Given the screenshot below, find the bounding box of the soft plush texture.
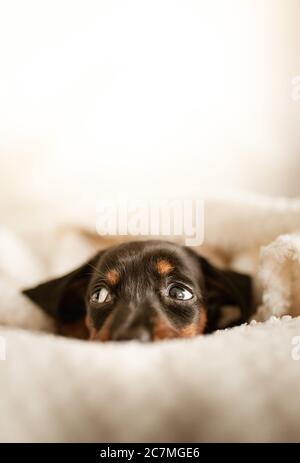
[1,193,300,442]
[1,316,300,443]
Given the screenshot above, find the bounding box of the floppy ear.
[199,256,253,332]
[22,253,101,325]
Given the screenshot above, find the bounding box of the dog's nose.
[113,326,151,342]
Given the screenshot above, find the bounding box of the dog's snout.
[113,326,151,342]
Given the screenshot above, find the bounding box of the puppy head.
[23,240,252,342]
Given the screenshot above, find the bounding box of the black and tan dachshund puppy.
[23,240,253,342]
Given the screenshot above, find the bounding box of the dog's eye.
[168,285,193,301]
[90,288,112,304]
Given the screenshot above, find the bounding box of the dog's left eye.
[90,288,112,304]
[167,285,193,301]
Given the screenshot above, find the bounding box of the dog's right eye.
[167,284,193,301]
[90,288,112,304]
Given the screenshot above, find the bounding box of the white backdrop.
[1,0,300,217]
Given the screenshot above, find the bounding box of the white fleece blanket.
[1,194,300,442]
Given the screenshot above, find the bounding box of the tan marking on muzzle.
[153,304,207,340]
[198,306,207,334]
[86,313,114,342]
[153,317,178,340]
[86,315,97,340]
[178,323,198,337]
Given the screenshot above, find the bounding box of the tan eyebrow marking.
[105,269,119,285]
[155,259,174,276]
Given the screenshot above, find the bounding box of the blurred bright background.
[1,0,300,223]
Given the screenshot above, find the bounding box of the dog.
[23,240,253,342]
